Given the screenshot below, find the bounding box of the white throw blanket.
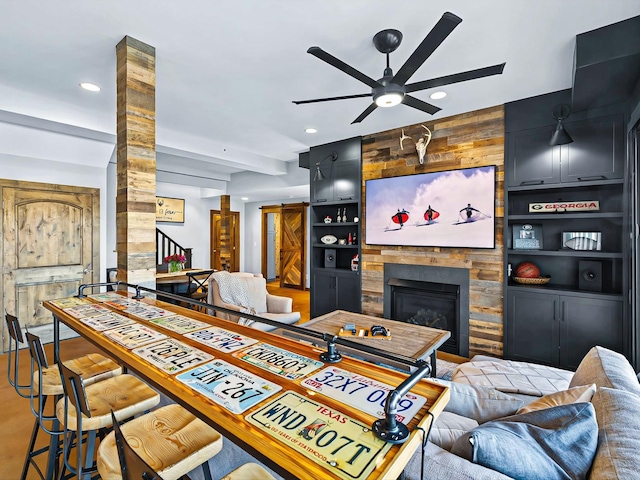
[211,271,255,325]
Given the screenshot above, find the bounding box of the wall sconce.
[549,104,573,146]
[313,152,338,181]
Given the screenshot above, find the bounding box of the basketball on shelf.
[515,261,541,278]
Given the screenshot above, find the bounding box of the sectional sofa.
[404,346,640,479]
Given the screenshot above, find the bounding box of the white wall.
[0,153,108,280]
[244,197,311,287]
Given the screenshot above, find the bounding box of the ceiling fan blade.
[351,102,378,124]
[292,92,371,105]
[402,95,441,115]
[392,12,462,86]
[307,47,381,89]
[405,63,506,93]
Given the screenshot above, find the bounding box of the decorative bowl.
[320,234,337,245]
[513,275,551,285]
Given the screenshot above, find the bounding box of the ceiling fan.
[293,12,505,124]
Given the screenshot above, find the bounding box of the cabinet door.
[336,275,361,313]
[310,163,334,203]
[333,160,360,201]
[506,290,559,365]
[507,126,560,187]
[560,296,623,369]
[560,114,625,182]
[311,271,337,317]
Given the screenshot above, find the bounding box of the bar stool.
[56,359,160,479]
[97,405,222,480]
[5,313,31,399]
[222,463,277,480]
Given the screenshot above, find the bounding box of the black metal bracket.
[372,359,432,444]
[319,334,342,363]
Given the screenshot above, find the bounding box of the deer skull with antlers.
[400,125,432,164]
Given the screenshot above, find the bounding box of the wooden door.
[261,205,282,280]
[210,210,240,271]
[280,203,307,289]
[1,181,99,352]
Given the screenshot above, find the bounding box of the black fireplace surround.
[384,263,470,358]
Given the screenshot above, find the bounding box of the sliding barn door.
[280,203,307,290]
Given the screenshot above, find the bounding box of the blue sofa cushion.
[451,402,598,480]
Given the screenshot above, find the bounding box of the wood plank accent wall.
[361,105,505,358]
[115,36,157,286]
[220,195,232,270]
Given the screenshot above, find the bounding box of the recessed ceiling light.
[305,128,318,134]
[241,197,249,201]
[430,91,447,100]
[80,82,101,92]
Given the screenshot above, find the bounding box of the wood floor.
[0,283,465,479]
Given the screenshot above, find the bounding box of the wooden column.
[115,36,156,287]
[220,195,232,271]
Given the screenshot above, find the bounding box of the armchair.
[209,271,300,331]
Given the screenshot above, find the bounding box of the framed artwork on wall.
[156,196,185,223]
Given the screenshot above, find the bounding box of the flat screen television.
[365,165,495,248]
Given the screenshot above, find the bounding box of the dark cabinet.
[507,113,624,187]
[309,136,362,318]
[311,270,361,317]
[506,290,623,369]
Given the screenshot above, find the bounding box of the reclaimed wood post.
[116,36,156,288]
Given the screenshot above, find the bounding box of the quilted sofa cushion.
[589,387,640,479]
[569,346,640,396]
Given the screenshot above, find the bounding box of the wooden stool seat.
[222,462,277,480]
[56,374,159,431]
[97,404,223,480]
[34,353,122,396]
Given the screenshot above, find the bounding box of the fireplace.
[384,264,469,357]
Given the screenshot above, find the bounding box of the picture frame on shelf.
[512,224,543,250]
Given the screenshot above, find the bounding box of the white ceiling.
[1,0,639,201]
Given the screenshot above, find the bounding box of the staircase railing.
[156,228,192,268]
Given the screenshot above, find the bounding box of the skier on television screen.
[424,205,438,222]
[460,203,480,220]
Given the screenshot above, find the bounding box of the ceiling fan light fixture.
[374,92,404,108]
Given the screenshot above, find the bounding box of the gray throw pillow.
[434,379,523,424]
[451,402,598,480]
[570,346,640,396]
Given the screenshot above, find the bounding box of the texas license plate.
[247,391,392,480]
[148,314,210,334]
[184,327,258,353]
[103,323,167,349]
[177,360,281,414]
[79,312,135,331]
[233,343,324,380]
[132,338,213,373]
[301,367,427,423]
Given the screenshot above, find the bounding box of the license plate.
[302,367,427,423]
[132,338,213,373]
[87,292,125,302]
[177,360,281,414]
[103,323,168,349]
[79,312,135,331]
[124,304,176,321]
[104,298,141,310]
[50,297,91,308]
[184,327,258,353]
[233,343,324,380]
[247,391,392,480]
[63,304,112,318]
[148,314,210,334]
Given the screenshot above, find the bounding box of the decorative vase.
[169,261,183,273]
